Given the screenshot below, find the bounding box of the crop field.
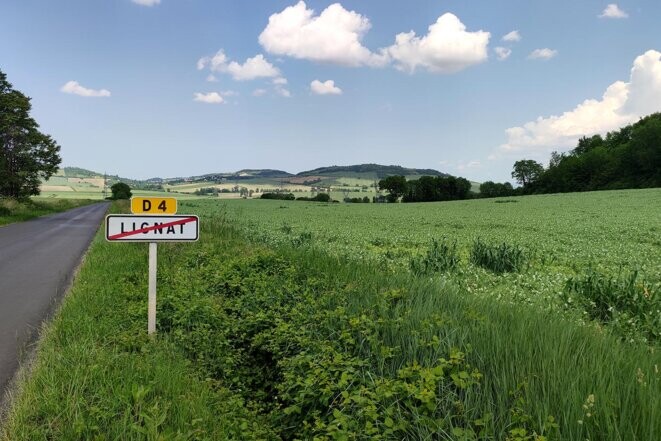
[3,190,660,440]
[188,188,661,342]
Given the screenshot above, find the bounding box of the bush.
[410,238,459,275]
[261,192,295,200]
[470,239,527,273]
[110,182,132,200]
[344,197,371,203]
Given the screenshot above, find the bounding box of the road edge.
[0,202,110,427]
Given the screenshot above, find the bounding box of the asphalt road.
[0,202,109,396]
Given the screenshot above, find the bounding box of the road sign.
[106,215,199,242]
[131,197,177,215]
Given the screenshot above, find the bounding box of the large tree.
[378,175,408,202]
[0,70,61,200]
[511,159,544,187]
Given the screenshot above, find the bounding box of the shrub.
[470,239,527,273]
[410,238,459,275]
[110,182,132,200]
[261,192,295,200]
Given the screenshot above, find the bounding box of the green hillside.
[296,163,449,179]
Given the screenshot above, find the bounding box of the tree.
[480,181,514,198]
[0,70,61,200]
[511,160,544,187]
[110,182,132,200]
[378,175,407,202]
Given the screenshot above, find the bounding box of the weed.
[470,238,528,273]
[564,269,660,343]
[410,238,459,275]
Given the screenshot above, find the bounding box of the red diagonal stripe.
[108,217,197,240]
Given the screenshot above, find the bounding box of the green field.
[189,188,661,342]
[3,190,660,440]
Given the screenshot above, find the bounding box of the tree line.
[513,113,661,194]
[378,175,473,202]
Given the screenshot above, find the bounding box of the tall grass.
[564,269,660,344]
[0,198,95,226]
[409,238,459,275]
[470,238,528,273]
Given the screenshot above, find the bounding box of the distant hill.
[62,167,101,178]
[56,163,470,188]
[296,164,448,179]
[236,169,292,178]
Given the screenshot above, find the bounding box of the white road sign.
[106,215,199,242]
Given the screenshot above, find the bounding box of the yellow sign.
[131,197,177,215]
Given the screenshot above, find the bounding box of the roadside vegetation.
[0,198,95,226]
[3,191,660,440]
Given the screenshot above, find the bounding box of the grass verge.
[2,204,659,440]
[0,198,96,226]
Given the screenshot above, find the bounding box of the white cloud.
[197,50,280,81]
[273,77,288,85]
[528,48,557,60]
[599,4,628,19]
[385,13,490,74]
[258,1,387,67]
[132,0,160,6]
[502,30,521,42]
[206,74,218,82]
[275,86,291,98]
[60,81,111,97]
[457,160,481,171]
[193,92,224,104]
[501,50,661,154]
[252,89,267,97]
[310,79,343,95]
[495,47,512,61]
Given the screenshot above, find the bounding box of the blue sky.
[1,1,660,181]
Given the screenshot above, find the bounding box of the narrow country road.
[0,202,109,397]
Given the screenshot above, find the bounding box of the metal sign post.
[148,242,157,335]
[106,198,199,335]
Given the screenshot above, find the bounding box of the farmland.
[192,188,661,343]
[3,190,660,440]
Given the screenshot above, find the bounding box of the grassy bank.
[0,198,95,226]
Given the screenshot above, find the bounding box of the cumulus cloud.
[501,50,661,154]
[502,30,521,42]
[495,47,512,61]
[310,79,343,95]
[60,81,111,97]
[273,77,288,85]
[599,4,628,19]
[252,89,267,97]
[528,48,557,60]
[206,74,218,82]
[197,50,280,81]
[259,1,387,67]
[132,0,160,6]
[193,92,224,104]
[385,13,490,74]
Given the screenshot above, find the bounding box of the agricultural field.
[190,188,661,343]
[3,191,659,440]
